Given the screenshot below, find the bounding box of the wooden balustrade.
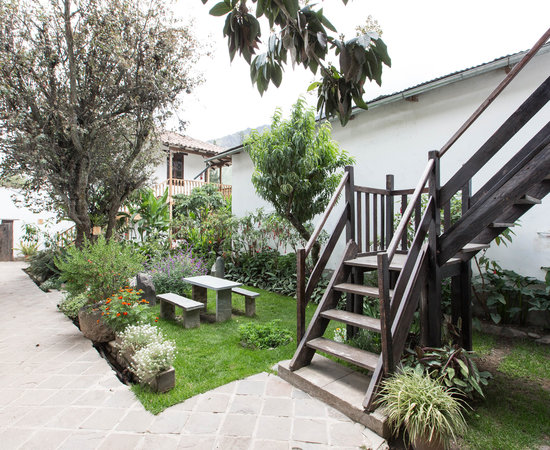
[153,179,232,199]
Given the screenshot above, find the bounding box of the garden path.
[0,262,388,450]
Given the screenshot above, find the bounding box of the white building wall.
[151,151,211,184]
[231,51,550,279]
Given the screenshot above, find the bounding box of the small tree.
[245,98,354,262]
[0,0,202,245]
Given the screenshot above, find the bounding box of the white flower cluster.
[117,324,165,354]
[131,339,176,382]
[333,327,347,343]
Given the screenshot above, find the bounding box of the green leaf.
[490,312,501,324]
[209,2,232,16]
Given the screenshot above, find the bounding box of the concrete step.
[278,355,390,440]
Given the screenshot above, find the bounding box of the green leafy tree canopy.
[202,0,391,126]
[245,97,354,261]
[0,0,203,245]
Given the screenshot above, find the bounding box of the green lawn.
[132,286,324,414]
[460,333,550,449]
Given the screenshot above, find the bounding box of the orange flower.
[117,313,121,317]
[118,296,123,299]
[123,312,128,316]
[106,299,111,304]
[96,319,100,324]
[155,319,158,322]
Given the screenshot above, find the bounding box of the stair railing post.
[344,166,359,337]
[296,248,306,345]
[427,151,442,347]
[385,175,395,249]
[377,252,394,374]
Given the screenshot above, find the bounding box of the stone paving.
[0,262,388,450]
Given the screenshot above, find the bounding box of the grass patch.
[472,330,496,357]
[499,340,550,381]
[132,286,318,414]
[461,371,550,449]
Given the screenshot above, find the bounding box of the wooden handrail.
[386,159,434,261]
[439,28,550,157]
[304,171,349,255]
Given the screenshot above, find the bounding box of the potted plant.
[376,367,467,450]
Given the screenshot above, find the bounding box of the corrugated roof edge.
[205,42,550,163]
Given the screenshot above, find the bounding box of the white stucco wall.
[230,51,550,279]
[152,151,219,184]
[0,188,72,258]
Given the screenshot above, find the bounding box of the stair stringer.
[363,244,429,411]
[290,240,358,371]
[439,143,550,265]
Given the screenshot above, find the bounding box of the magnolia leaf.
[209,2,232,16]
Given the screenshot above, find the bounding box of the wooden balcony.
[153,179,232,199]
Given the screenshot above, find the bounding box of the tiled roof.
[160,131,226,156]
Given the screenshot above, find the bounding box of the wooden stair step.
[490,222,516,228]
[321,309,381,333]
[306,337,379,372]
[333,283,393,299]
[345,253,407,271]
[515,195,541,205]
[459,243,490,253]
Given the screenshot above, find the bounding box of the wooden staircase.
[280,31,550,424]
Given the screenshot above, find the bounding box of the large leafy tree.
[0,0,202,245]
[246,98,354,262]
[202,0,391,126]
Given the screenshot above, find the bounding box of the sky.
[174,0,550,143]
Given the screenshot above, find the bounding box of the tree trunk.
[286,213,320,265]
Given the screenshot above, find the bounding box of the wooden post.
[460,261,473,350]
[427,151,442,347]
[378,252,394,374]
[296,248,306,345]
[344,166,358,337]
[385,174,394,248]
[168,149,173,247]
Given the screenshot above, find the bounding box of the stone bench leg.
[216,288,232,322]
[193,285,207,309]
[160,300,175,321]
[245,296,256,317]
[183,309,201,329]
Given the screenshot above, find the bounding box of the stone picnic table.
[183,275,242,322]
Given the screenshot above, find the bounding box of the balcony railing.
[153,179,232,198]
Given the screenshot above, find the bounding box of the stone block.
[160,300,176,321]
[136,272,156,306]
[78,305,115,343]
[147,366,175,393]
[183,308,201,328]
[245,296,256,316]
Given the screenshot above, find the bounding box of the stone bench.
[157,293,204,329]
[231,287,259,317]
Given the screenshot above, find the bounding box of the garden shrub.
[58,292,88,320]
[172,183,227,220]
[131,339,176,382]
[28,247,65,284]
[403,345,492,400]
[117,323,166,354]
[148,246,208,296]
[99,288,152,332]
[239,320,293,349]
[56,236,145,303]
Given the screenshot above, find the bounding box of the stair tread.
[321,309,381,333]
[307,337,379,372]
[460,243,490,252]
[345,253,408,270]
[516,195,541,204]
[333,283,392,298]
[490,222,516,228]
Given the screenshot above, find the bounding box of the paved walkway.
[0,262,387,450]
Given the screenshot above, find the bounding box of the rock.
[78,305,115,343]
[136,273,156,306]
[527,332,542,339]
[535,335,550,345]
[211,256,225,279]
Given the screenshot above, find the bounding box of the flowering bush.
[116,323,165,354]
[148,245,207,296]
[56,236,145,303]
[99,288,151,331]
[131,339,176,382]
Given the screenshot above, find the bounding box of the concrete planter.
[145,366,175,393]
[78,305,115,343]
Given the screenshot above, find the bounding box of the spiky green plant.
[377,367,467,449]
